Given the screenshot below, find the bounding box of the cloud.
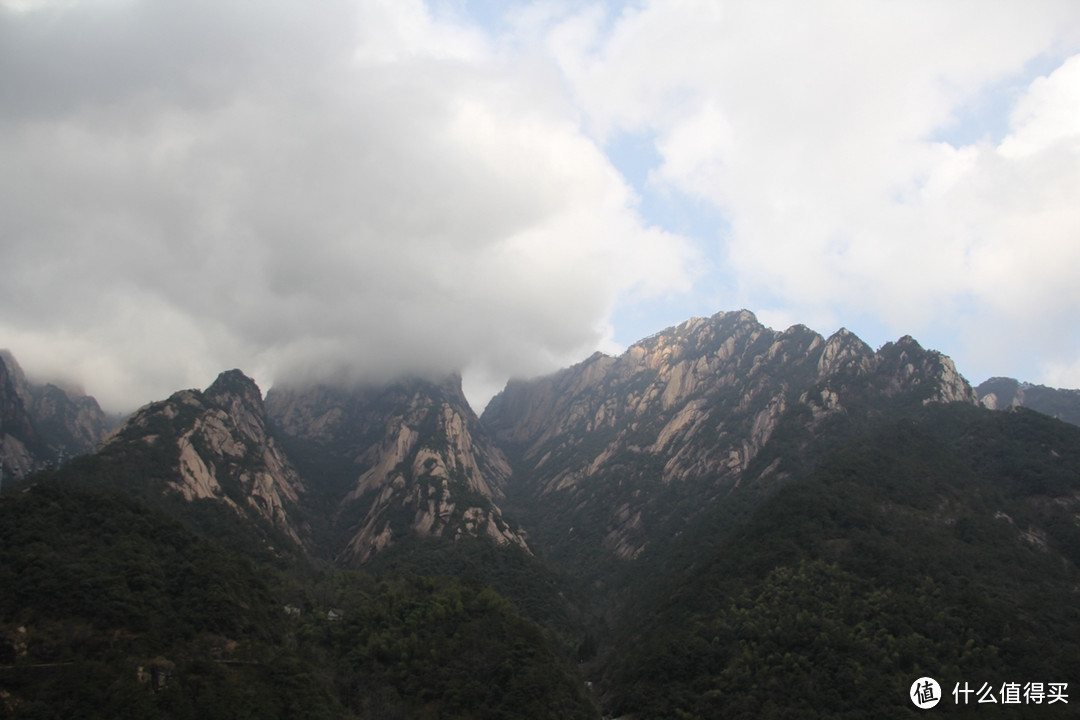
[550,0,1080,385]
[0,0,696,410]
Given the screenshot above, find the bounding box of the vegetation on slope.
[601,409,1080,718]
[0,483,599,719]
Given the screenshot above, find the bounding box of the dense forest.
[600,408,1080,718]
[0,484,597,719]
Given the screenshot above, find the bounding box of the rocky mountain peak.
[206,369,264,409]
[977,377,1022,410]
[266,374,527,564]
[873,336,975,404]
[817,328,874,378]
[0,350,33,406]
[977,377,1080,426]
[102,372,308,550]
[1,350,111,479]
[484,310,978,570]
[1,351,39,479]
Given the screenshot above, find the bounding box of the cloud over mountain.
[2,0,1079,411]
[0,0,694,410]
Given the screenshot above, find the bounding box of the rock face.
[977,377,1080,427]
[102,370,308,547]
[483,310,977,570]
[6,309,988,573]
[266,375,528,564]
[0,350,112,481]
[0,350,40,480]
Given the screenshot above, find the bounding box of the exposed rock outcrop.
[483,310,977,569]
[0,350,112,481]
[102,370,308,548]
[266,374,527,564]
[977,377,1080,427]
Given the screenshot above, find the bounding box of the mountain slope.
[0,481,599,720]
[0,481,340,719]
[6,307,1080,717]
[0,350,40,480]
[0,350,111,480]
[602,405,1080,718]
[483,310,976,574]
[978,376,1080,427]
[266,374,528,564]
[58,369,309,556]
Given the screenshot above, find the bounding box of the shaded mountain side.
[598,405,1080,719]
[0,350,112,480]
[0,351,39,479]
[357,535,594,656]
[266,375,528,565]
[978,376,1080,427]
[264,375,597,649]
[0,482,600,720]
[483,310,976,579]
[0,481,334,718]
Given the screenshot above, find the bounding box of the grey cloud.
[0,0,694,410]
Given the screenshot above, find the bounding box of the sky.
[1,0,1079,413]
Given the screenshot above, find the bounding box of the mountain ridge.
[977,376,1080,427]
[0,349,112,481]
[265,374,529,564]
[6,309,1080,718]
[483,309,976,572]
[87,369,310,554]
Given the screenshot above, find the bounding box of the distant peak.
[824,327,871,350]
[895,335,923,350]
[205,369,263,407]
[732,308,758,324]
[0,349,28,383]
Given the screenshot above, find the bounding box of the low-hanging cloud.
[0,0,696,410]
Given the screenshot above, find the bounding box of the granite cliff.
[977,376,1080,427]
[0,350,111,480]
[99,369,309,549]
[483,310,977,570]
[266,374,527,563]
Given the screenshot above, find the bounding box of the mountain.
[265,374,528,564]
[0,482,598,720]
[9,308,1080,717]
[978,376,1080,427]
[68,369,310,555]
[0,350,39,479]
[483,309,976,575]
[600,405,1080,718]
[0,349,112,480]
[3,373,598,718]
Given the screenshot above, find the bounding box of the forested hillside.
[0,484,598,719]
[599,406,1080,718]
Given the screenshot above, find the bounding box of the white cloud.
[0,0,697,410]
[550,0,1080,385]
[1000,54,1080,158]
